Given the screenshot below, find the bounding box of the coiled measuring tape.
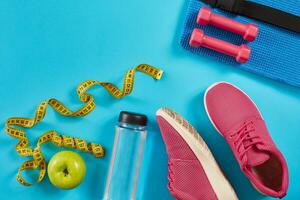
[5,64,163,186]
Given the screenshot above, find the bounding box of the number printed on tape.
[5,64,163,186]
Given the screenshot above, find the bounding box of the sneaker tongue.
[246,146,270,167]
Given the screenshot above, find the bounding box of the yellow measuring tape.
[5,64,163,186]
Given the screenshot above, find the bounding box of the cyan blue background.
[0,0,299,200]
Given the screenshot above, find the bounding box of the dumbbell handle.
[209,14,245,36]
[197,7,258,42]
[189,29,251,63]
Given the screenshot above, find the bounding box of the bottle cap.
[118,111,147,126]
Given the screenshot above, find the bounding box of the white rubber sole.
[203,81,266,196]
[157,107,238,200]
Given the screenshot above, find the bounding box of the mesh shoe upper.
[205,82,289,198]
[157,116,218,200]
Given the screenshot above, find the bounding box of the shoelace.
[229,121,263,162]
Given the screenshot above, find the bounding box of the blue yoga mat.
[181,0,300,87]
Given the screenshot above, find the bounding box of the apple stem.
[63,168,68,176]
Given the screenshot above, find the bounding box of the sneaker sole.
[157,107,238,200]
[204,81,266,196]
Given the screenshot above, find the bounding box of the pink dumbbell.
[197,7,259,42]
[189,29,251,63]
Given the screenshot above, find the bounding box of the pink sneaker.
[204,82,289,198]
[156,107,238,200]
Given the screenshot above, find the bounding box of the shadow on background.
[170,0,190,57]
[83,116,116,200]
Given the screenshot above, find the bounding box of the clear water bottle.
[104,111,147,200]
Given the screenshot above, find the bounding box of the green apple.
[47,151,86,189]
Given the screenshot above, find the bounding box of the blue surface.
[181,0,300,87]
[0,0,299,199]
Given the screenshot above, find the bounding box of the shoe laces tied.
[229,121,263,162]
